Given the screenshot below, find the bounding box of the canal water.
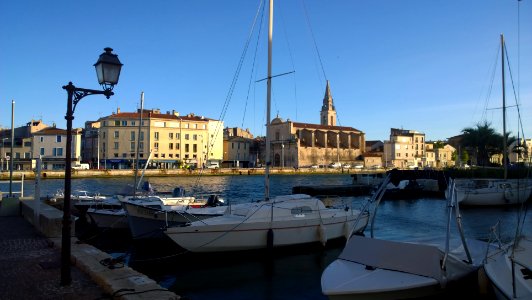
[12,174,532,299]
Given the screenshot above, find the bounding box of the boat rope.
[192,0,264,188]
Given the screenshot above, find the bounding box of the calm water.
[7,174,531,299]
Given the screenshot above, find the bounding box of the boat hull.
[86,209,128,229]
[483,235,532,300]
[165,207,369,252]
[455,179,532,206]
[123,201,225,239]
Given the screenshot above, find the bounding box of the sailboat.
[321,177,497,299]
[481,34,532,300]
[455,34,532,206]
[163,0,370,253]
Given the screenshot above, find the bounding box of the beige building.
[0,120,60,171]
[94,108,223,169]
[435,144,456,168]
[223,127,254,168]
[32,127,82,170]
[508,138,532,164]
[384,128,426,169]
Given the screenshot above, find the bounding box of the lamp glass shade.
[94,47,123,88]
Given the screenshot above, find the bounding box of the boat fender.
[267,228,274,249]
[343,222,351,240]
[318,224,327,246]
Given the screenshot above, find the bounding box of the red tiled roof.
[292,122,362,133]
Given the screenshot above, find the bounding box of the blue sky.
[1,0,531,142]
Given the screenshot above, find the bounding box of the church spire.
[320,80,337,126]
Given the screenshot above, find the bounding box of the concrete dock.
[0,196,180,300]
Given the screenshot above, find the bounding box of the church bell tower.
[320,80,337,126]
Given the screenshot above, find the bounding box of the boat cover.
[339,235,444,282]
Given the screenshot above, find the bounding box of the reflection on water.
[25,175,531,299]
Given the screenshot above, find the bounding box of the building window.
[193,134,197,141]
[193,144,197,152]
[140,131,144,141]
[122,153,127,158]
[24,152,31,158]
[114,142,119,149]
[185,134,189,140]
[103,132,106,138]
[169,143,174,150]
[114,153,118,158]
[232,142,234,149]
[40,148,44,155]
[169,154,173,158]
[185,144,189,152]
[122,121,127,126]
[56,136,62,143]
[114,120,120,126]
[154,142,159,150]
[40,137,44,142]
[130,142,135,151]
[53,148,63,156]
[131,131,135,141]
[114,131,119,138]
[176,143,180,150]
[131,121,136,126]
[176,133,180,139]
[169,133,173,139]
[139,142,144,150]
[154,132,159,140]
[161,154,165,158]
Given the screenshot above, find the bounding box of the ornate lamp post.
[61,48,122,286]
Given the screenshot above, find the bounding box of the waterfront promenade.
[0,198,179,300]
[0,167,365,180]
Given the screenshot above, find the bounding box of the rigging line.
[480,44,500,123]
[193,0,264,188]
[503,43,526,141]
[278,3,299,121]
[241,0,266,128]
[300,0,327,81]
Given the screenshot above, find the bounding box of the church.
[268,81,365,167]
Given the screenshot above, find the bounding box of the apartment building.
[0,120,62,171]
[223,127,254,168]
[94,108,223,169]
[32,127,82,170]
[384,128,426,169]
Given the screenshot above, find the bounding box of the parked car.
[342,164,351,169]
[310,164,319,169]
[328,162,342,168]
[353,164,364,170]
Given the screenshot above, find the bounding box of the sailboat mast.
[134,92,144,196]
[265,0,273,201]
[501,34,507,179]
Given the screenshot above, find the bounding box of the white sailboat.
[456,35,532,206]
[321,178,496,299]
[163,0,370,253]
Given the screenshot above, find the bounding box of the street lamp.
[61,47,122,286]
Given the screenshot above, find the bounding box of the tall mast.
[265,0,273,201]
[501,34,507,180]
[134,92,144,196]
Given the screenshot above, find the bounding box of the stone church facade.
[268,81,365,167]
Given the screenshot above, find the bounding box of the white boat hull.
[455,179,532,206]
[484,235,532,300]
[321,235,493,300]
[164,196,369,252]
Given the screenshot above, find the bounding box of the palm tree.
[460,121,513,167]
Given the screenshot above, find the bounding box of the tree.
[460,121,511,166]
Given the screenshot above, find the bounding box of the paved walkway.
[0,215,107,300]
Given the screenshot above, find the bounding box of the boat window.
[291,206,312,215]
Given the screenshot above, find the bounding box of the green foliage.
[460,121,514,167]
